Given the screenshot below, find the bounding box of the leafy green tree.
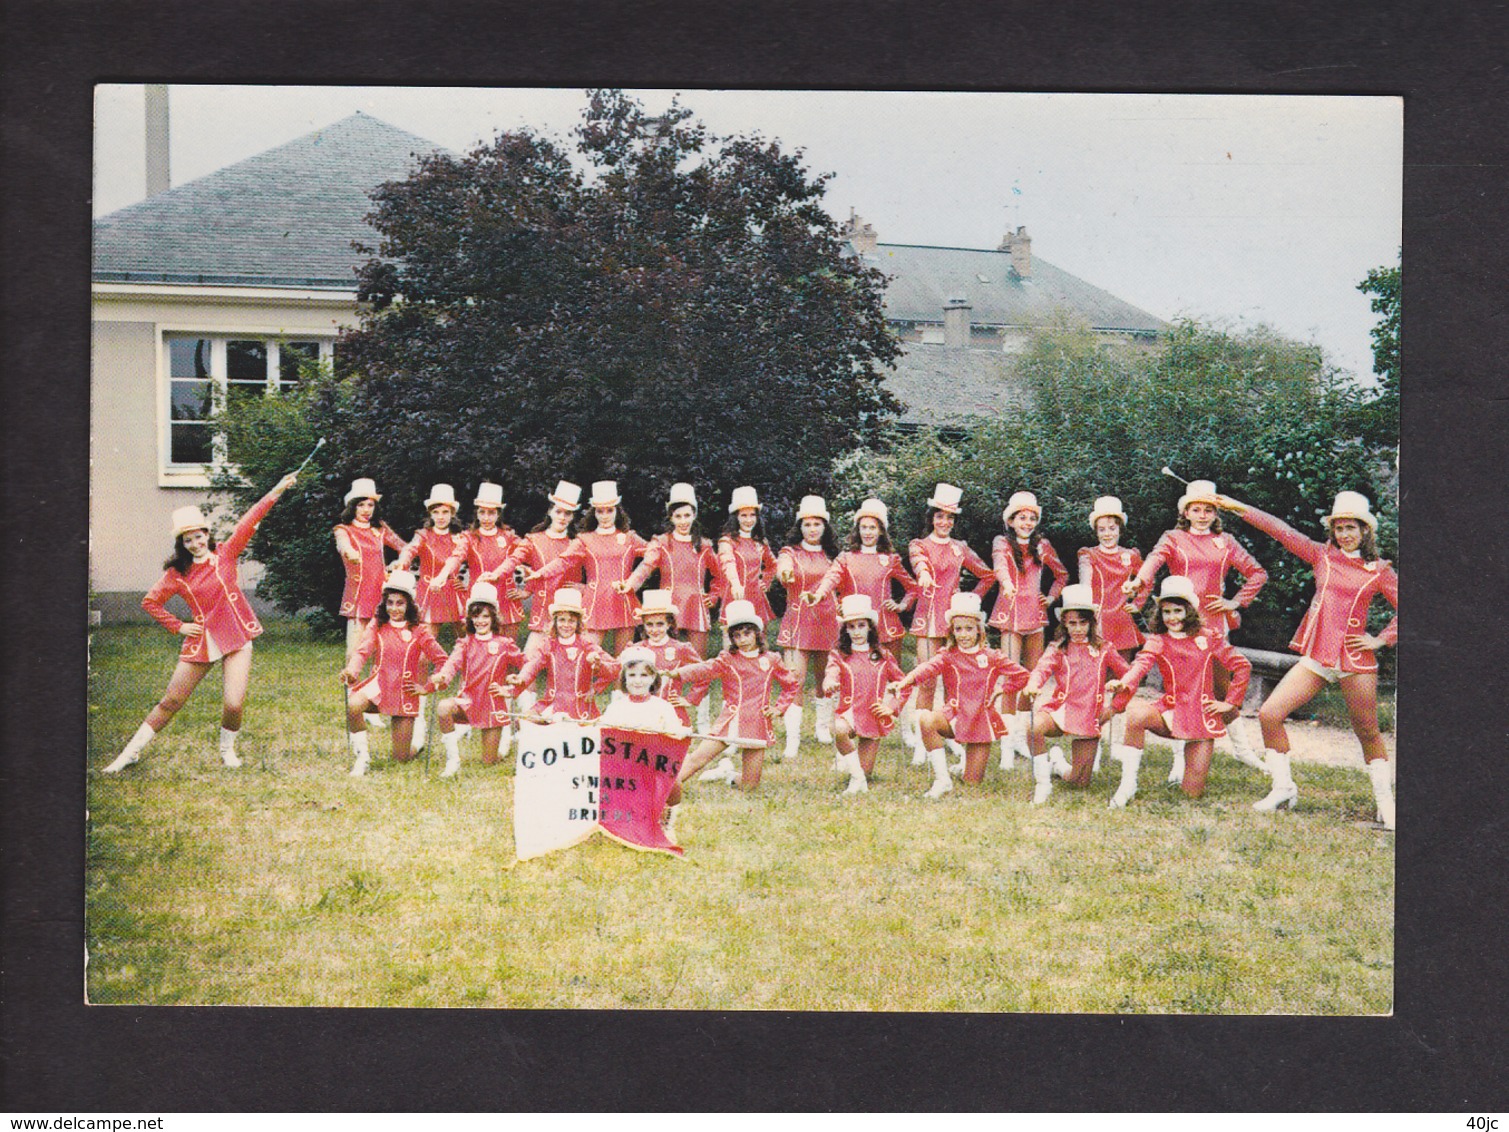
[1357,258,1400,443]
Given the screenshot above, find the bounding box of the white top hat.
[1177,479,1221,514]
[667,482,698,511]
[618,644,657,669]
[548,480,582,510]
[473,482,504,509]
[796,494,830,522]
[424,483,459,510]
[927,482,963,514]
[723,598,764,632]
[548,587,585,618]
[855,497,889,527]
[728,486,762,513]
[837,593,879,624]
[466,580,500,611]
[344,477,381,505]
[1326,490,1378,531]
[946,591,985,624]
[1004,491,1040,522]
[1089,495,1127,527]
[1156,575,1199,605]
[383,570,419,600]
[589,480,621,508]
[635,589,677,619]
[1058,583,1097,614]
[171,505,210,537]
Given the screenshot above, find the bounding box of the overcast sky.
[94,85,1401,380]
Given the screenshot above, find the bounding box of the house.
[91,113,1165,616]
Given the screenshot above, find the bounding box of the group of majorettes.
[104,472,1398,832]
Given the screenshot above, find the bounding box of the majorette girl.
[507,479,585,656]
[104,473,299,774]
[667,599,802,794]
[907,482,995,769]
[1215,490,1398,828]
[821,594,904,795]
[1123,478,1268,782]
[1104,575,1253,808]
[888,591,1031,799]
[505,588,621,722]
[526,480,646,656]
[1020,584,1129,806]
[597,644,691,736]
[440,482,527,640]
[717,486,779,629]
[332,477,408,645]
[629,589,705,731]
[1076,495,1149,764]
[423,581,527,777]
[772,494,841,762]
[395,483,469,629]
[804,498,919,664]
[339,570,452,777]
[619,482,721,658]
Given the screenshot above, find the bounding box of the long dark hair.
[918,507,958,540]
[1001,527,1043,572]
[1051,608,1106,650]
[464,601,498,635]
[845,519,893,555]
[724,619,767,654]
[339,497,384,526]
[529,506,579,536]
[575,504,632,535]
[1147,597,1202,636]
[1328,523,1380,562]
[375,590,420,626]
[784,515,839,558]
[838,618,882,660]
[720,511,768,543]
[661,503,706,552]
[632,609,683,643]
[470,507,510,534]
[164,532,216,575]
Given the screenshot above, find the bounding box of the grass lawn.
[87,621,1394,1012]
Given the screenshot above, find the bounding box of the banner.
[513,722,687,860]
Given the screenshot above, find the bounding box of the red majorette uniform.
[1029,640,1131,737]
[453,527,526,625]
[718,535,778,625]
[824,649,906,739]
[508,530,583,634]
[1078,545,1150,651]
[816,550,919,645]
[349,620,451,717]
[909,535,996,638]
[899,647,1031,743]
[1119,630,1253,740]
[402,527,468,625]
[335,521,408,620]
[775,543,839,652]
[677,651,801,746]
[430,633,527,728]
[1135,529,1267,637]
[989,536,1069,633]
[512,637,621,721]
[639,637,705,728]
[1239,506,1398,672]
[143,486,282,663]
[625,535,721,632]
[537,530,648,632]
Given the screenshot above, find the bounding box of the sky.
[93,85,1401,380]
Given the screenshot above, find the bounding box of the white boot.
[1031,753,1053,805]
[696,697,711,733]
[1224,716,1268,775]
[412,697,428,753]
[497,725,514,762]
[781,704,803,762]
[1167,740,1186,786]
[923,746,953,799]
[698,755,738,784]
[455,723,473,742]
[1367,758,1395,831]
[1108,744,1142,808]
[1048,744,1072,780]
[363,712,388,730]
[439,731,462,778]
[662,803,680,842]
[218,726,242,768]
[348,731,371,777]
[945,737,966,760]
[1013,711,1033,759]
[517,688,538,715]
[839,749,869,795]
[948,745,966,777]
[104,722,155,773]
[998,734,1016,771]
[903,697,926,765]
[1252,748,1298,812]
[814,697,835,745]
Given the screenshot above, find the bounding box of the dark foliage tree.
[1357,257,1400,444]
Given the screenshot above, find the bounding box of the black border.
[5,0,1507,1111]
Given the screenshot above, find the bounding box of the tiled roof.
[865,242,1166,334]
[92,112,446,289]
[884,344,1031,427]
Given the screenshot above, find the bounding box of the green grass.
[87,621,1393,1012]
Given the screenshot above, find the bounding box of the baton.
[292,436,326,477]
[1159,465,1189,487]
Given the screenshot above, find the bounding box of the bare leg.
[144,659,213,732]
[1339,672,1388,762]
[1067,737,1098,787]
[857,737,881,777]
[962,741,991,784]
[1256,664,1328,752]
[679,738,729,782]
[1181,739,1215,799]
[218,643,254,731]
[737,747,766,791]
[833,715,856,755]
[480,727,503,766]
[391,716,417,762]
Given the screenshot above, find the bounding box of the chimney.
[144,84,170,197]
[999,224,1032,279]
[943,297,972,348]
[841,208,878,255]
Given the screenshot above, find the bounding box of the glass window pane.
[226,340,268,382]
[171,423,213,465]
[227,380,264,407]
[168,337,212,379]
[279,341,318,387]
[171,380,213,421]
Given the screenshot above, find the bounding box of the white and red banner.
[512,722,687,860]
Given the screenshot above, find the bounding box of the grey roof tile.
[884,344,1032,427]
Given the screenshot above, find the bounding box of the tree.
[215,90,900,628]
[1357,257,1400,443]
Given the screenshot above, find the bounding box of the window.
[162,333,332,476]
